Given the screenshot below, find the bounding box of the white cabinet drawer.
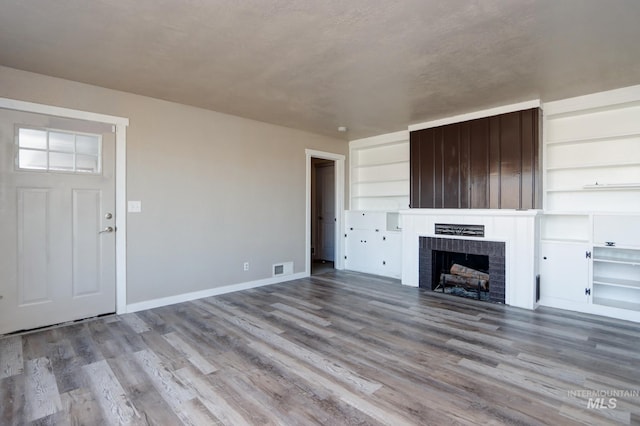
[346,210,386,230]
[593,215,640,248]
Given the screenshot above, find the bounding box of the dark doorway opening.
[311,157,335,275]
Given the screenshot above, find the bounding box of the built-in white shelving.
[349,131,409,211]
[592,246,640,312]
[540,89,640,322]
[540,212,591,242]
[544,96,640,212]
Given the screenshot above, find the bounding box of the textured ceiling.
[1,0,640,140]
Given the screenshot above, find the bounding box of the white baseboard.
[125,272,308,313]
[538,298,640,323]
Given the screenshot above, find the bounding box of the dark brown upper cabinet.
[410,108,540,209]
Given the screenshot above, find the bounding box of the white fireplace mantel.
[399,209,541,310]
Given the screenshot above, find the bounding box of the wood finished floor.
[2,270,640,425]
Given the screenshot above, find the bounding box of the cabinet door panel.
[379,233,402,278]
[540,242,589,304]
[593,215,640,248]
[345,230,375,273]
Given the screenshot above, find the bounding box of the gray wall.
[0,66,347,304]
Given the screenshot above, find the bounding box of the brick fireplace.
[419,237,506,303]
[399,209,540,310]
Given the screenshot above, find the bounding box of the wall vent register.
[16,127,102,174]
[435,223,485,238]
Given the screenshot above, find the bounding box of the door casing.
[305,149,345,275]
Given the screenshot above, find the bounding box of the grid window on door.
[16,127,102,174]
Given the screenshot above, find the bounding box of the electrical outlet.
[243,262,249,271]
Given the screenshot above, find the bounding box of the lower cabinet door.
[379,233,402,278]
[345,230,374,273]
[539,241,590,305]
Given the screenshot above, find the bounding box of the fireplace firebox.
[432,251,490,300]
[419,237,505,303]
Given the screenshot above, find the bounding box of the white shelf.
[353,178,409,185]
[593,277,640,289]
[540,238,589,244]
[547,186,640,193]
[542,210,593,215]
[593,247,640,263]
[592,297,640,311]
[593,243,640,250]
[547,162,640,171]
[352,195,409,199]
[545,99,640,119]
[352,160,409,169]
[583,183,640,190]
[546,130,640,146]
[593,257,640,266]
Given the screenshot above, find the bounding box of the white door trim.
[0,97,129,314]
[305,149,345,275]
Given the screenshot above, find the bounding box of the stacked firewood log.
[440,263,489,290]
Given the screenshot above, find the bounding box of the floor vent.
[273,261,293,277]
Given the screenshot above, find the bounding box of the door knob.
[99,226,114,234]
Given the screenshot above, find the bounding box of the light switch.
[128,200,142,213]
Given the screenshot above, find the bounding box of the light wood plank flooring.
[2,270,640,425]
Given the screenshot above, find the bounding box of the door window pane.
[17,127,102,174]
[49,132,75,152]
[76,155,99,173]
[18,149,47,170]
[49,152,75,171]
[18,128,47,149]
[76,135,100,155]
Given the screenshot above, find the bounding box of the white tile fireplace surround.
[399,209,541,310]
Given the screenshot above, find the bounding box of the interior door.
[0,108,116,334]
[317,163,335,261]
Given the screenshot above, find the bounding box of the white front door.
[0,109,116,334]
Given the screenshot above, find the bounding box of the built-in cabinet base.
[344,211,402,279]
[539,213,640,322]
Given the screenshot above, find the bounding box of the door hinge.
[585,288,591,295]
[585,251,591,259]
